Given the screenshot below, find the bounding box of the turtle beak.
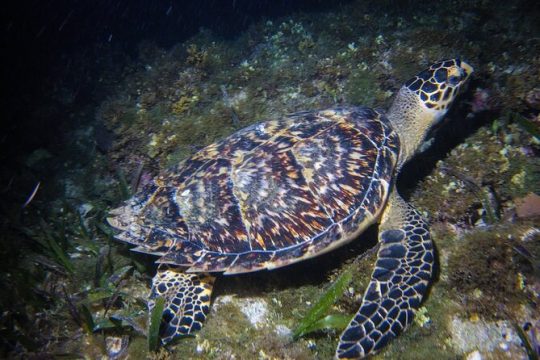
[460,60,474,80]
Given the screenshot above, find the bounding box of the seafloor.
[1,0,539,359]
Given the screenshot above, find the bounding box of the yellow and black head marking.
[404,59,473,111]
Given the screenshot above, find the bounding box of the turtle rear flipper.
[149,266,215,344]
[336,192,434,359]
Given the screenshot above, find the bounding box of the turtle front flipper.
[149,265,215,344]
[336,192,434,359]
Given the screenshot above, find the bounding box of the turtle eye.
[446,65,466,86]
[447,75,460,86]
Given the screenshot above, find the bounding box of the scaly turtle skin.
[108,59,473,358]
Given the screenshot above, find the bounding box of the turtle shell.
[108,106,400,274]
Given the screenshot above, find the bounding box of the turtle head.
[405,58,473,116]
[388,59,473,167]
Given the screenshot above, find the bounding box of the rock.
[465,350,482,360]
[515,193,540,218]
[105,335,129,359]
[449,317,524,357]
[214,295,269,329]
[239,298,269,329]
[525,88,540,110]
[274,324,293,339]
[94,123,115,153]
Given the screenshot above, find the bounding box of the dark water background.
[2,0,538,188]
[2,0,350,160]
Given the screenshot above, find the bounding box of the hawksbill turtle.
[108,59,473,358]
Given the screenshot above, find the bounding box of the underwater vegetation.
[1,0,539,358]
[293,270,353,340]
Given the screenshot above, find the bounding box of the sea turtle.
[108,59,473,358]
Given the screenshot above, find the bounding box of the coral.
[139,91,158,110]
[185,44,209,69]
[171,94,199,115]
[413,121,540,225]
[446,227,528,318]
[470,88,496,114]
[344,67,385,107]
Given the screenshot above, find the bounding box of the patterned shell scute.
[109,106,400,274]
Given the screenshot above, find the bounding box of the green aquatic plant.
[293,270,353,339]
[21,219,75,274]
[64,288,96,335]
[148,296,166,351]
[79,303,96,334]
[514,323,539,360]
[71,253,145,337]
[86,264,132,309]
[96,221,115,238]
[511,112,540,140]
[22,204,111,276]
[116,168,132,201]
[479,185,500,224]
[93,312,144,333]
[75,210,100,255]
